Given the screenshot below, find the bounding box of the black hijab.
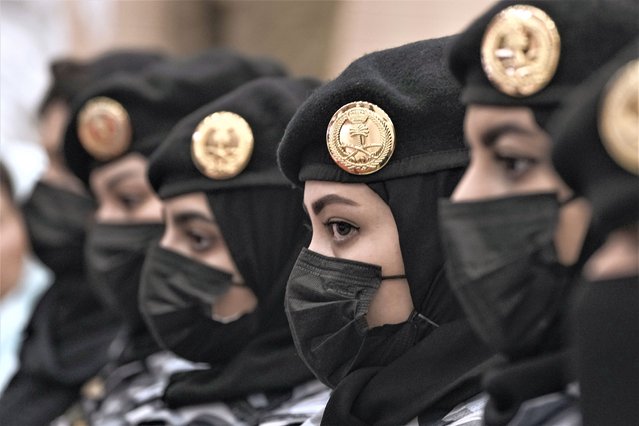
[0,51,164,426]
[146,77,322,407]
[278,36,496,425]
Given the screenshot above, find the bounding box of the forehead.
[304,181,372,202]
[164,192,212,218]
[465,105,538,133]
[89,153,148,189]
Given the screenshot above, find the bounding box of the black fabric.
[448,0,638,125]
[482,351,570,425]
[285,247,437,388]
[278,36,469,188]
[438,193,572,360]
[571,276,639,426]
[0,372,78,426]
[22,181,94,275]
[65,49,287,186]
[84,222,164,361]
[140,244,259,363]
[144,77,320,407]
[39,50,165,115]
[277,36,495,424]
[148,77,320,198]
[0,51,165,425]
[550,39,639,239]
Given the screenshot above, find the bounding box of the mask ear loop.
[381,274,407,281]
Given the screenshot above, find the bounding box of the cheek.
[0,215,28,293]
[555,198,591,266]
[201,244,242,279]
[135,196,164,222]
[452,153,505,201]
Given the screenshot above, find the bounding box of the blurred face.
[89,153,163,224]
[453,105,591,265]
[161,192,256,320]
[0,185,28,298]
[39,100,69,155]
[304,180,413,327]
[39,101,85,193]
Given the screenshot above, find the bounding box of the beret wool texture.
[148,76,321,199]
[64,49,287,185]
[550,39,639,237]
[448,0,638,124]
[277,35,468,187]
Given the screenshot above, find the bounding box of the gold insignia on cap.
[599,59,639,175]
[191,111,254,179]
[77,97,131,161]
[481,5,560,97]
[326,101,395,175]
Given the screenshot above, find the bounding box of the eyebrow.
[310,194,360,215]
[173,211,216,226]
[479,123,536,148]
[105,170,144,191]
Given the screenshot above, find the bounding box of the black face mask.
[22,181,94,274]
[85,223,164,332]
[139,244,258,364]
[286,247,437,388]
[438,193,574,360]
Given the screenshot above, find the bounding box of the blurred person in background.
[550,39,639,426]
[0,163,50,393]
[137,76,329,425]
[277,36,496,425]
[0,50,164,425]
[54,50,286,425]
[439,1,638,424]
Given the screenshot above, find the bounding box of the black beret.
[550,39,638,237]
[277,36,468,187]
[39,50,165,115]
[64,49,287,186]
[448,0,638,124]
[148,76,321,199]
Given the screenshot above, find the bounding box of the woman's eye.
[118,194,144,210]
[187,230,215,252]
[326,220,359,242]
[495,154,537,179]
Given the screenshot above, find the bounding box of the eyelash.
[186,229,217,252]
[323,219,359,243]
[118,193,145,211]
[494,153,538,179]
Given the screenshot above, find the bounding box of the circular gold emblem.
[599,59,639,175]
[481,5,560,97]
[191,111,254,179]
[326,101,395,175]
[77,97,131,161]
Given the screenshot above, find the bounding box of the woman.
[58,50,285,424]
[137,76,328,425]
[439,1,637,424]
[550,39,638,426]
[0,163,49,394]
[277,36,494,425]
[0,50,164,426]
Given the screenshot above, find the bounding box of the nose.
[451,163,483,202]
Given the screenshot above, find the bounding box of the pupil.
[337,223,350,235]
